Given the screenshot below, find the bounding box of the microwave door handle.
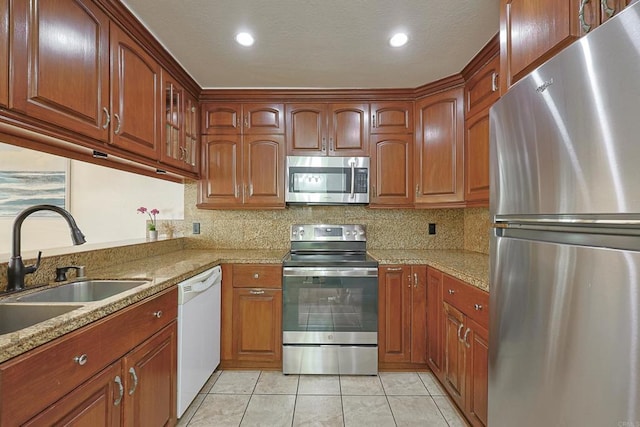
[350,161,356,199]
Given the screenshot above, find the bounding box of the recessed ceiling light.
[235,32,254,47]
[389,33,408,48]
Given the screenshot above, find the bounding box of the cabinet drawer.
[232,264,282,288]
[0,287,177,426]
[442,275,489,329]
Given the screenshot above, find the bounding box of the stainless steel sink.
[0,303,83,335]
[14,280,149,303]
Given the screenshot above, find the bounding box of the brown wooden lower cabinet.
[24,362,123,427]
[232,288,282,362]
[426,267,444,379]
[221,263,283,368]
[440,273,490,427]
[0,288,178,426]
[378,265,427,367]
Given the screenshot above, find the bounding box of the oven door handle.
[283,267,378,277]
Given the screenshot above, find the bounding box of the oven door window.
[283,275,377,332]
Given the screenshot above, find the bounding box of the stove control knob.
[345,231,351,236]
[359,230,365,235]
[292,230,298,236]
[299,229,305,236]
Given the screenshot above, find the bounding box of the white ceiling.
[120,0,500,89]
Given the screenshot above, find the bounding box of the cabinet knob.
[253,273,259,279]
[474,304,483,311]
[74,354,88,365]
[153,310,163,318]
[448,289,455,295]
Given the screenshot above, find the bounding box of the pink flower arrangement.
[137,207,159,231]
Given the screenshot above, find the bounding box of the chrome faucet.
[7,205,86,292]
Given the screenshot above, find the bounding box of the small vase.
[148,230,158,241]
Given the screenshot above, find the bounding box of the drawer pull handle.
[113,113,122,135]
[387,267,403,271]
[474,304,483,311]
[102,107,111,129]
[448,289,455,295]
[128,367,138,395]
[153,310,163,318]
[114,375,124,406]
[74,354,88,366]
[250,290,265,295]
[463,327,471,348]
[253,273,260,279]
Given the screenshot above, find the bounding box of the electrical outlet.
[428,223,436,235]
[192,222,200,234]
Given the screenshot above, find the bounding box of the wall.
[463,207,491,254]
[0,144,184,256]
[181,182,467,250]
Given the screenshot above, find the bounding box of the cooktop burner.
[282,251,378,268]
[284,224,378,268]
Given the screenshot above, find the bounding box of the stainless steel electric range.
[282,224,378,375]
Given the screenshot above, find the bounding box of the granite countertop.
[0,247,486,364]
[368,249,489,292]
[0,249,286,363]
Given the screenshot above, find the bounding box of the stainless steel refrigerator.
[489,3,640,426]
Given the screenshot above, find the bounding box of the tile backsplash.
[182,182,477,251]
[463,207,490,255]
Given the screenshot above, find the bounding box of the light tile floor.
[178,370,469,427]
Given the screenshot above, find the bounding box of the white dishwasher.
[177,265,221,418]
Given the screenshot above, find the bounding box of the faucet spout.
[7,204,86,292]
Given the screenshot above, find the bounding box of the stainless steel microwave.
[285,156,370,205]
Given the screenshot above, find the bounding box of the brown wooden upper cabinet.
[414,87,465,207]
[370,102,414,134]
[10,0,111,141]
[109,23,162,160]
[578,0,632,35]
[369,133,414,207]
[465,54,500,206]
[198,134,285,208]
[285,103,369,156]
[201,103,285,135]
[0,0,8,108]
[161,72,198,173]
[499,0,631,93]
[10,1,162,160]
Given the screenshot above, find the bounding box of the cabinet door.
[465,110,490,205]
[160,71,185,169]
[465,55,500,118]
[24,362,122,427]
[426,267,444,379]
[232,288,282,362]
[466,319,488,427]
[370,102,413,134]
[10,0,110,140]
[123,322,177,427]
[184,92,199,172]
[0,0,8,108]
[198,134,242,207]
[370,134,414,207]
[599,0,632,25]
[243,134,285,207]
[202,103,242,134]
[243,103,285,134]
[415,87,464,206]
[443,302,465,408]
[286,103,326,155]
[110,24,161,159]
[328,103,368,156]
[410,266,427,364]
[378,266,411,363]
[500,0,579,91]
